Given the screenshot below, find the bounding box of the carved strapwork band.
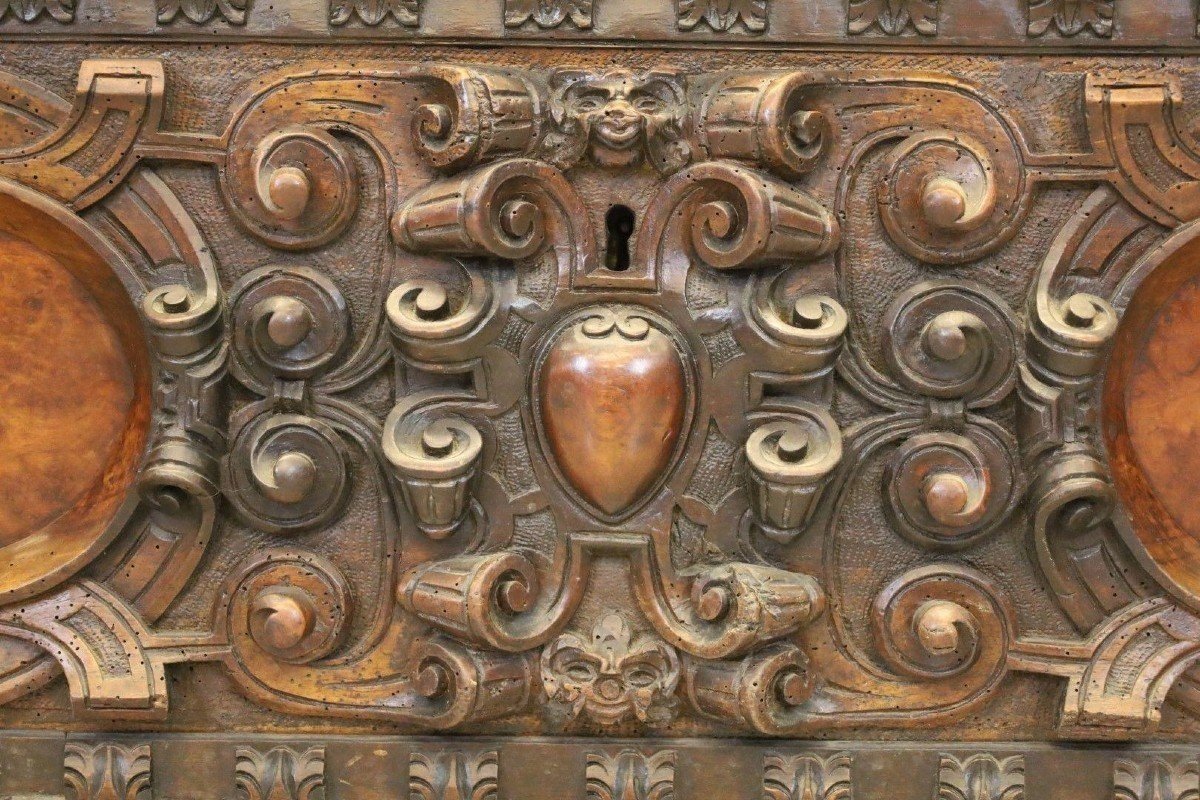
[1086,76,1200,227]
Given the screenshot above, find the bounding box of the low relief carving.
[1027,0,1114,37]
[409,750,499,800]
[157,0,247,24]
[936,754,1024,800]
[676,0,767,32]
[505,0,592,28]
[586,750,675,800]
[1114,756,1200,800]
[0,0,72,21]
[235,746,325,800]
[64,743,152,800]
[847,0,938,35]
[3,52,1200,754]
[329,0,417,25]
[763,752,852,800]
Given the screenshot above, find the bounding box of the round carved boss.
[1105,220,1200,609]
[0,180,152,602]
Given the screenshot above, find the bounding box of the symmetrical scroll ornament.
[847,0,937,35]
[505,0,591,28]
[586,750,675,800]
[64,743,152,800]
[409,750,499,800]
[1114,757,1200,800]
[328,0,416,24]
[762,753,852,800]
[0,0,72,21]
[1028,0,1113,37]
[936,754,1024,800]
[157,0,247,24]
[676,0,767,32]
[235,746,325,800]
[7,55,1200,747]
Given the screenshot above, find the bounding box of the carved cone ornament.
[538,307,688,518]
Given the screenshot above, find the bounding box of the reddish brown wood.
[0,188,150,602]
[1105,232,1200,602]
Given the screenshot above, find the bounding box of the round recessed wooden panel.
[1105,227,1200,605]
[0,183,151,601]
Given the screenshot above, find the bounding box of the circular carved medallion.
[0,183,151,601]
[1105,222,1200,606]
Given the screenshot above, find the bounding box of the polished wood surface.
[0,188,150,602]
[7,9,1200,795]
[1106,230,1200,600]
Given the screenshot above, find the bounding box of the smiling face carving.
[546,70,690,173]
[542,613,681,725]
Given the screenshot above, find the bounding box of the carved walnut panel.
[4,10,1200,797]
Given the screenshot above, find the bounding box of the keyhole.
[605,204,635,272]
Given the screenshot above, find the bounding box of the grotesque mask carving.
[545,69,690,173]
[542,613,681,725]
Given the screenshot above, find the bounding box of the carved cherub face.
[547,70,689,173]
[542,613,680,725]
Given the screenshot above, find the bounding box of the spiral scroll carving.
[677,161,839,270]
[884,425,1019,549]
[230,266,350,390]
[393,159,575,260]
[411,67,540,172]
[387,273,495,344]
[698,72,830,178]
[872,565,1012,682]
[745,405,844,539]
[383,410,484,538]
[224,125,359,250]
[228,549,351,664]
[749,283,848,374]
[878,129,1026,265]
[882,280,1019,406]
[223,413,351,534]
[397,551,553,652]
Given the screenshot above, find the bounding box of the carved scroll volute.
[639,160,839,272]
[397,550,559,652]
[1028,281,1117,380]
[392,157,593,269]
[698,72,830,178]
[411,66,541,172]
[744,405,843,540]
[386,270,500,369]
[686,643,816,733]
[871,565,1013,685]
[749,288,849,376]
[878,128,1027,265]
[226,124,359,250]
[382,410,484,538]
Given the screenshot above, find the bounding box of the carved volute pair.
[8,43,1200,800]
